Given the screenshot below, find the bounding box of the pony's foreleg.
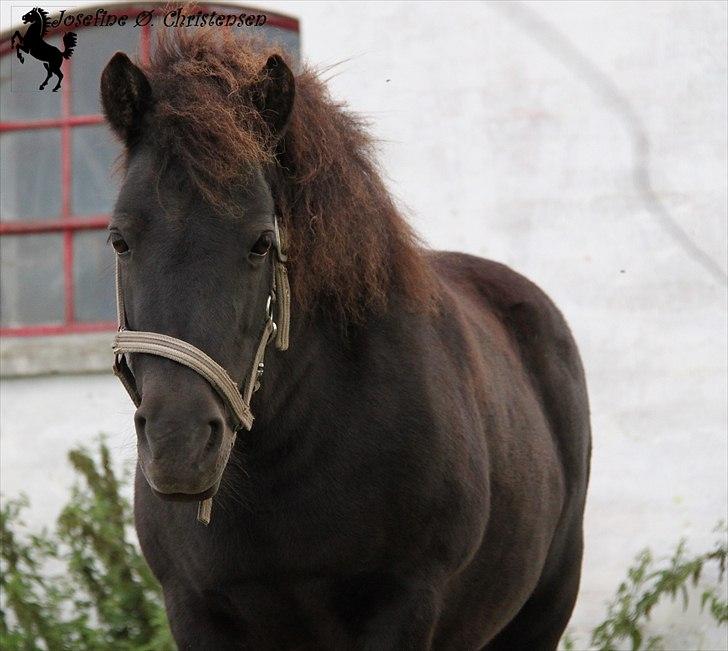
[11,33,25,63]
[39,63,53,91]
[163,590,244,650]
[357,582,441,650]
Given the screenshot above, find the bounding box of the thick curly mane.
[143,28,437,322]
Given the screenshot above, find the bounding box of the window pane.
[0,130,61,221]
[73,230,115,323]
[0,35,62,119]
[72,24,141,115]
[72,126,122,216]
[0,234,64,327]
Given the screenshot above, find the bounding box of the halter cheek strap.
[111,217,290,525]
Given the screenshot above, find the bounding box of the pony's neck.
[216,305,346,510]
[28,17,42,37]
[248,304,344,439]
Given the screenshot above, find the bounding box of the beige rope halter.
[112,217,290,525]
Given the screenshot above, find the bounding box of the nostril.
[203,418,222,458]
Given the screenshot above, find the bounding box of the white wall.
[1,2,726,648]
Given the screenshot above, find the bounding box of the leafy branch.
[561,525,728,651]
[0,439,174,651]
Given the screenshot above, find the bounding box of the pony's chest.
[148,503,392,646]
[176,508,385,582]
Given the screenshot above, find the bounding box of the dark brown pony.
[101,27,590,650]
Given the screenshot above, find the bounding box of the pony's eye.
[250,232,273,257]
[109,233,130,255]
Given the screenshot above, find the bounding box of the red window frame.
[0,5,299,337]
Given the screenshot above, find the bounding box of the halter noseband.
[111,216,290,525]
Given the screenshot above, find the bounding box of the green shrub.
[0,440,174,651]
[561,525,727,651]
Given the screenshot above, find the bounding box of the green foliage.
[561,630,576,650]
[0,439,174,651]
[561,525,728,651]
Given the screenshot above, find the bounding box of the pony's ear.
[251,55,295,140]
[100,52,152,146]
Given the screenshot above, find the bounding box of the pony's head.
[22,8,46,26]
[101,36,294,500]
[100,29,434,501]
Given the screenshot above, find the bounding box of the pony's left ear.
[251,55,295,140]
[100,52,153,146]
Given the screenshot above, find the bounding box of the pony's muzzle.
[134,385,233,499]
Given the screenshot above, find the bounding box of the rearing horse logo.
[10,8,77,92]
